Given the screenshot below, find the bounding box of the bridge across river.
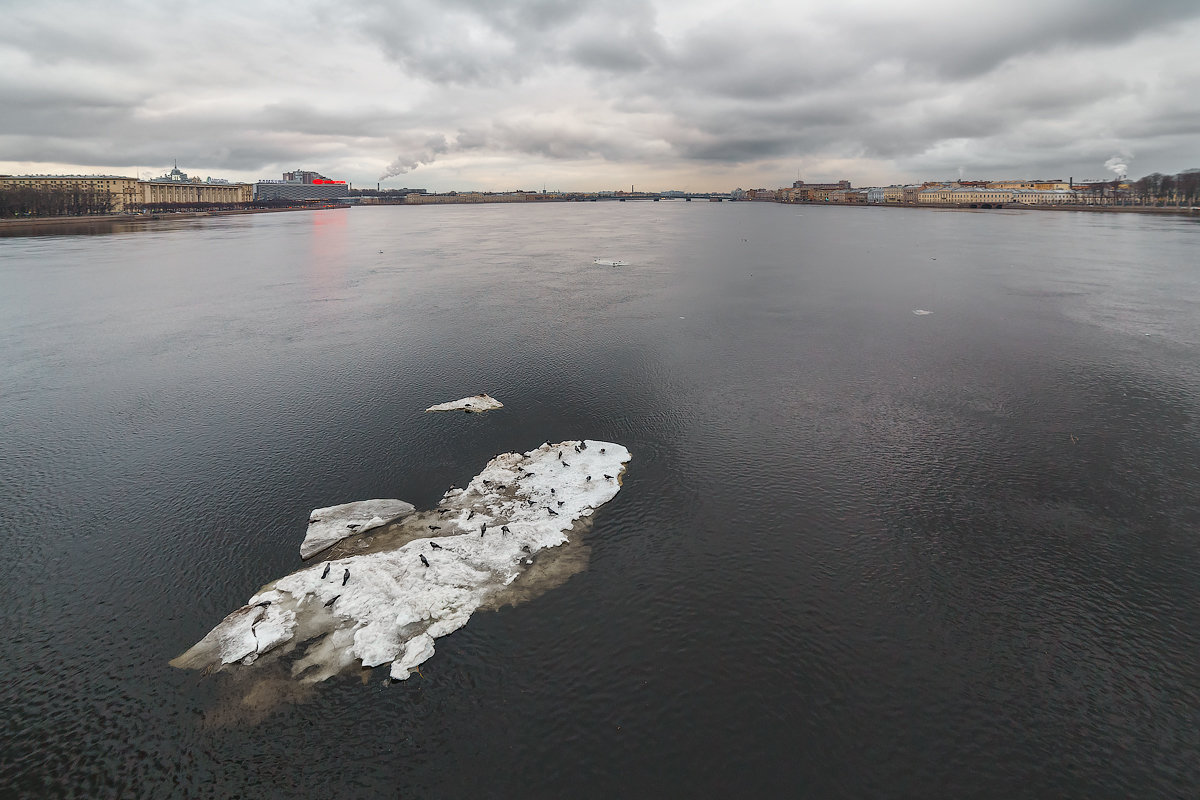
[585,192,731,201]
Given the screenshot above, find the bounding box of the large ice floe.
[172,440,630,684]
[425,393,503,413]
[300,499,415,560]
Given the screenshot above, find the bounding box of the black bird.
[501,525,510,534]
[561,461,570,467]
[321,563,330,579]
[347,524,360,530]
[308,518,319,525]
[550,488,556,495]
[586,475,592,481]
[480,523,487,534]
[420,554,430,567]
[324,595,339,607]
[574,445,581,453]
[604,474,613,480]
[438,508,450,514]
[579,442,587,450]
[429,525,441,531]
[545,507,558,516]
[557,500,564,507]
[257,600,272,608]
[430,542,442,550]
[497,485,506,491]
[468,510,475,520]
[342,569,350,586]
[527,499,536,506]
[521,545,531,553]
[599,448,605,453]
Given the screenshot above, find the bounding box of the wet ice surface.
[172,440,630,684]
[424,393,504,413]
[300,499,416,560]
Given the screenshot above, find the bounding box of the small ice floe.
[912,309,933,316]
[425,393,503,413]
[594,258,628,267]
[172,441,631,685]
[301,500,416,560]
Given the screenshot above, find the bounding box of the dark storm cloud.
[379,120,661,179]
[0,13,153,66]
[257,102,404,139]
[354,0,1200,182]
[675,135,799,163]
[568,33,660,73]
[2,1,1199,187]
[869,0,1200,80]
[0,82,142,117]
[349,0,657,85]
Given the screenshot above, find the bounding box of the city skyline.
[2,0,1198,193]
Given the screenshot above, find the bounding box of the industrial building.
[254,170,349,201]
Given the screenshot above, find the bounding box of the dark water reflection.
[1,205,1198,797]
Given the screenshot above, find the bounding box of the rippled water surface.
[2,204,1198,797]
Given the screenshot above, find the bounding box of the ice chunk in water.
[425,393,503,413]
[172,441,630,685]
[301,499,415,560]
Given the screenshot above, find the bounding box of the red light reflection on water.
[305,209,349,296]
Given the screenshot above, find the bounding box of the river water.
[1,203,1197,797]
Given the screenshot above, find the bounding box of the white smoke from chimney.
[1104,154,1130,177]
[379,134,451,181]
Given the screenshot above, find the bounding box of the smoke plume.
[1104,154,1130,177]
[379,134,451,180]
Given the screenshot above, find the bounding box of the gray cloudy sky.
[1,0,1197,191]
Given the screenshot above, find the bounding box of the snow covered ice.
[300,499,416,560]
[425,393,503,413]
[172,440,630,684]
[594,258,628,266]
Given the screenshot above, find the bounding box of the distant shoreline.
[782,201,1199,216]
[1,200,1195,228]
[0,205,348,230]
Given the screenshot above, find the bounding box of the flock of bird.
[311,439,619,593]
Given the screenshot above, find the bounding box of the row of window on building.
[868,184,1080,205]
[751,180,1106,206]
[0,169,350,211]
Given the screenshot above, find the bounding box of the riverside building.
[0,174,140,211]
[138,165,252,205]
[254,170,349,201]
